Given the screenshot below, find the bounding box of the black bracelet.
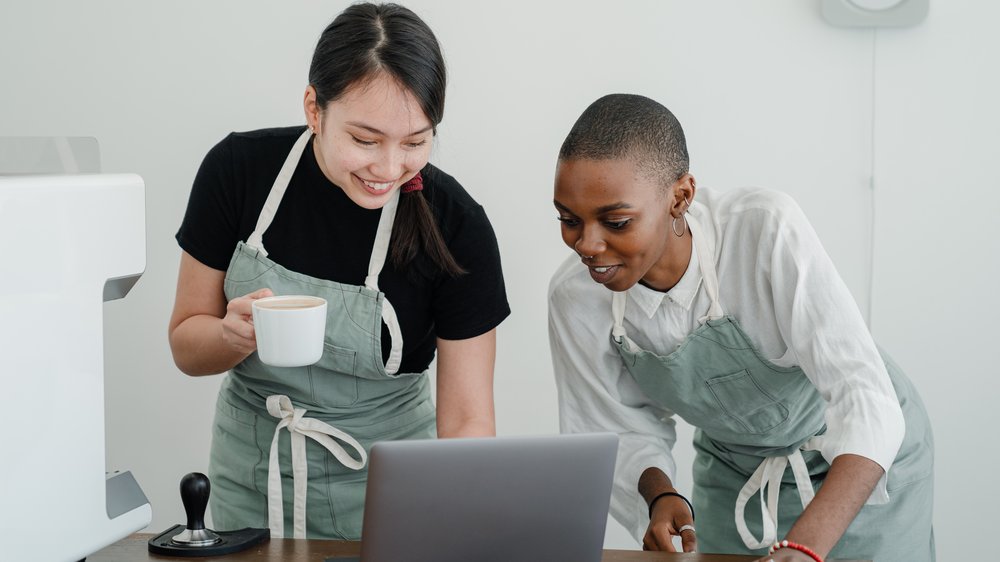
[647,491,695,521]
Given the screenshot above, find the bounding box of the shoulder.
[418,163,495,237]
[213,125,307,158]
[696,186,809,237]
[698,186,800,218]
[548,253,601,310]
[197,126,307,174]
[547,254,615,347]
[420,163,482,212]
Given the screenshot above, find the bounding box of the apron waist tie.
[734,448,815,550]
[265,394,367,539]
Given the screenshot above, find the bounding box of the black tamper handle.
[180,472,211,531]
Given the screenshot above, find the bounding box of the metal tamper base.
[148,472,269,557]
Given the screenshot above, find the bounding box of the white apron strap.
[686,213,724,323]
[611,291,628,343]
[246,129,313,256]
[734,448,815,550]
[265,394,367,539]
[364,189,404,375]
[610,291,643,351]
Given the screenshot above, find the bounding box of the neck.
[639,228,693,292]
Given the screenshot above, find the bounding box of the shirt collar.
[626,243,702,318]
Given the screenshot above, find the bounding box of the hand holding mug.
[222,288,274,355]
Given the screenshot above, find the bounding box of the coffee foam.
[254,296,325,310]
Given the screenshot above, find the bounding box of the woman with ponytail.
[168,3,509,539]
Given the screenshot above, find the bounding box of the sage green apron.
[611,214,934,561]
[208,129,436,540]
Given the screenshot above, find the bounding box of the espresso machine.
[0,164,153,560]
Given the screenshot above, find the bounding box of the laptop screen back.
[358,433,618,562]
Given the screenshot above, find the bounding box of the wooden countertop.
[87,533,864,561]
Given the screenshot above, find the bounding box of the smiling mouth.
[354,175,398,195]
[360,177,395,190]
[587,264,620,284]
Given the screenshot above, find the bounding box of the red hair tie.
[401,173,423,193]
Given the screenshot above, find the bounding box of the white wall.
[2,0,996,557]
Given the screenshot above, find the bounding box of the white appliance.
[0,173,152,561]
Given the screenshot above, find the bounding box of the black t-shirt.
[176,126,510,373]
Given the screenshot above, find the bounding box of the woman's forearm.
[434,330,497,438]
[638,466,678,504]
[436,414,495,438]
[169,314,250,376]
[785,453,884,557]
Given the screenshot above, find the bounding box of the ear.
[304,85,321,133]
[669,174,697,218]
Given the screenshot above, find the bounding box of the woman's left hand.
[642,496,697,552]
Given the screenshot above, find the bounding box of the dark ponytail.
[309,3,464,277]
[393,188,465,276]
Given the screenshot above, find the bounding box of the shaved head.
[558,94,689,191]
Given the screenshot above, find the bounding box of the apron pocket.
[328,474,367,540]
[313,343,358,375]
[210,396,263,495]
[706,369,789,434]
[308,343,360,407]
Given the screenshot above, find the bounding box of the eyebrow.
[346,121,434,137]
[596,202,634,213]
[553,200,634,214]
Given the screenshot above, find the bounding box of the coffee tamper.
[170,473,221,546]
[148,472,269,557]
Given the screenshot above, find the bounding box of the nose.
[371,146,405,180]
[574,225,606,258]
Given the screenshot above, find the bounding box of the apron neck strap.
[364,189,400,291]
[246,129,313,257]
[687,211,724,323]
[611,291,628,342]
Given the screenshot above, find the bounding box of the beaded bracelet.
[647,491,695,521]
[768,539,823,562]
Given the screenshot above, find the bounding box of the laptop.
[346,433,618,562]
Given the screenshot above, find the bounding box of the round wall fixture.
[822,0,928,26]
[849,0,906,11]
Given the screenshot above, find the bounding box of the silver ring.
[678,524,696,534]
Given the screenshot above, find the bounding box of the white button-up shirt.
[548,187,905,539]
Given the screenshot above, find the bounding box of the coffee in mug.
[251,295,327,367]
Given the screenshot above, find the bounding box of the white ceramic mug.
[251,295,328,367]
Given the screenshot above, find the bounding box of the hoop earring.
[671,195,693,237]
[672,215,686,237]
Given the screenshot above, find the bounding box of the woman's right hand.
[221,288,273,354]
[642,495,697,553]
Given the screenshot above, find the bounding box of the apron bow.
[734,448,816,550]
[265,394,367,538]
